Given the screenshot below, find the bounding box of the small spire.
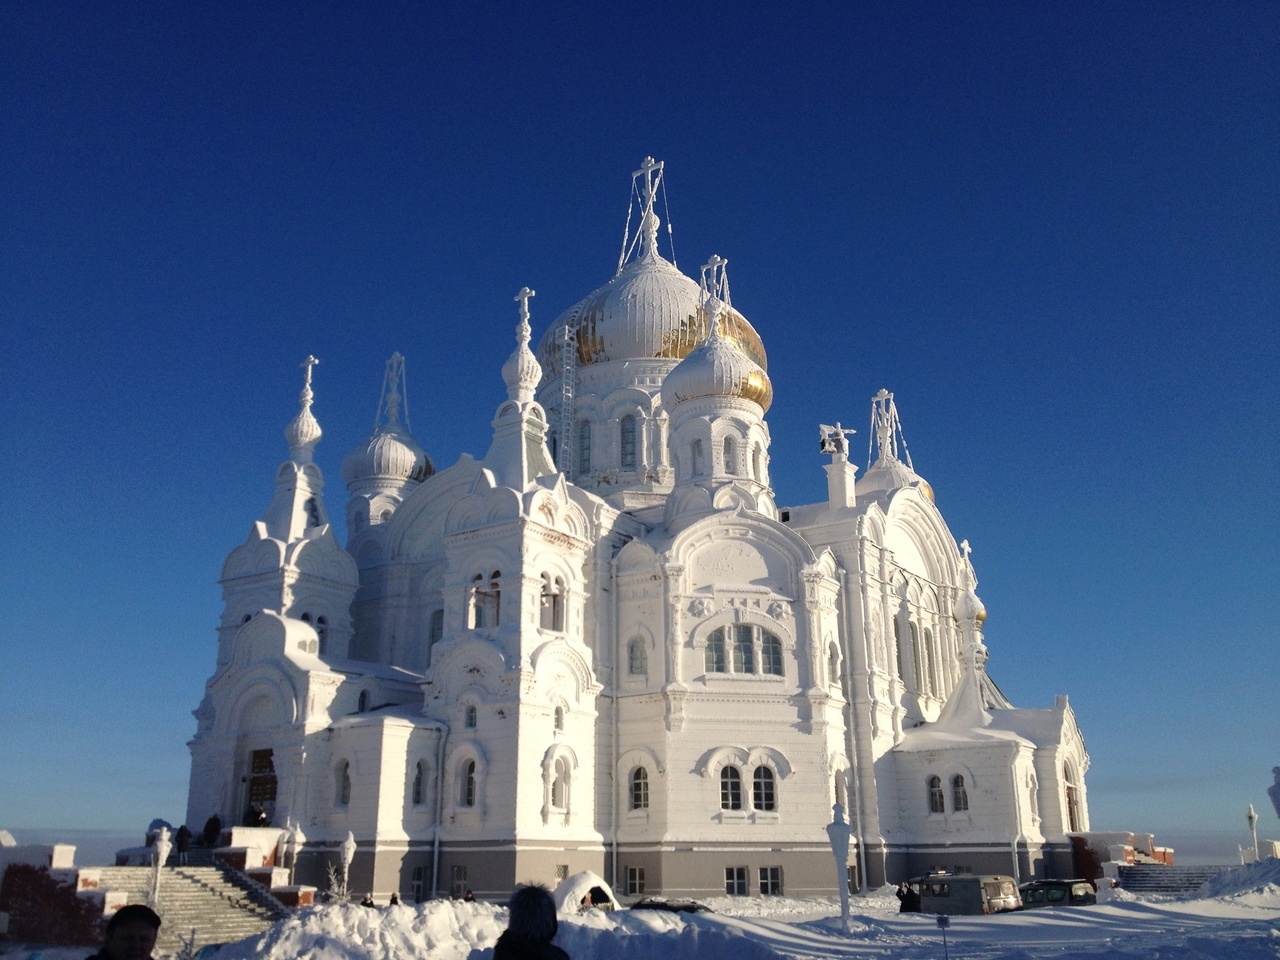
[502,287,542,403]
[699,254,732,340]
[618,157,670,271]
[375,352,409,432]
[285,355,322,463]
[867,389,914,469]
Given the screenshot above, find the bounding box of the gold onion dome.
[660,302,773,412]
[534,216,767,383]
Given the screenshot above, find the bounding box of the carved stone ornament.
[767,600,792,621]
[689,597,716,618]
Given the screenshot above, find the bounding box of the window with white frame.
[753,766,777,811]
[705,629,726,673]
[626,866,645,896]
[630,767,649,810]
[720,766,743,810]
[723,436,737,475]
[703,625,784,677]
[928,775,944,814]
[628,637,647,677]
[459,759,476,807]
[464,704,477,729]
[759,866,783,895]
[551,757,569,809]
[412,760,425,805]
[725,866,748,895]
[620,415,637,470]
[952,774,969,812]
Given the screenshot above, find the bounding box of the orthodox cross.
[514,286,536,323]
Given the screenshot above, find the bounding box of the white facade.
[186,161,1089,900]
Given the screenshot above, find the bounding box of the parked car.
[1019,879,1097,908]
[904,874,1022,916]
[629,897,712,913]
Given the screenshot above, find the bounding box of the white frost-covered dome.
[856,457,933,502]
[535,213,767,383]
[661,306,773,412]
[341,426,432,486]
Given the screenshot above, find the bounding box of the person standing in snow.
[493,884,568,960]
[85,904,161,960]
[174,825,192,865]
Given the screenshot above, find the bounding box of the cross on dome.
[868,388,914,470]
[285,355,323,463]
[376,352,409,432]
[503,286,542,402]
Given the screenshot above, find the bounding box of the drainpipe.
[610,548,621,889]
[431,725,447,898]
[842,549,870,893]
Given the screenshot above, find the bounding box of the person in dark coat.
[493,884,568,960]
[85,904,161,960]
[202,813,221,847]
[174,825,192,865]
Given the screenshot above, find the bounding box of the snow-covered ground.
[7,862,1280,960]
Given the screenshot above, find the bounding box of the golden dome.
[535,254,767,382]
[661,309,773,412]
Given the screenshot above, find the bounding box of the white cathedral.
[186,160,1090,902]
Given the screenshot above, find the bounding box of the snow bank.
[552,869,617,912]
[199,898,783,960]
[1194,856,1280,904]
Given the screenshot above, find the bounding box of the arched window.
[723,436,737,475]
[760,631,783,676]
[464,704,477,729]
[952,774,970,812]
[692,439,705,476]
[828,644,841,686]
[548,429,558,465]
[893,617,907,683]
[928,775,944,814]
[620,415,637,470]
[753,767,776,811]
[630,768,649,810]
[705,628,726,673]
[412,761,425,805]
[357,690,369,713]
[577,420,592,475]
[628,637,648,676]
[336,761,351,807]
[732,625,755,673]
[909,621,924,691]
[471,572,500,628]
[1028,774,1040,823]
[752,444,762,481]
[551,757,569,808]
[720,766,743,810]
[540,574,565,631]
[924,627,937,694]
[429,609,444,646]
[554,705,565,732]
[1064,763,1081,832]
[315,615,329,653]
[242,613,253,624]
[459,760,476,807]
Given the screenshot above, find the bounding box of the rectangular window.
[732,624,754,673]
[759,866,783,896]
[555,864,569,882]
[725,866,748,896]
[846,864,857,894]
[626,866,646,896]
[412,866,424,903]
[450,864,467,899]
[248,748,276,803]
[429,609,444,645]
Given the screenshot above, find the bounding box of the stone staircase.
[1116,863,1229,895]
[93,865,289,951]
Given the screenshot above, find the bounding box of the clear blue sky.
[2,2,1276,864]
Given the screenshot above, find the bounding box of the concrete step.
[1117,864,1231,894]
[92,865,288,950]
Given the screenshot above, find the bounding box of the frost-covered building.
[186,160,1089,901]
